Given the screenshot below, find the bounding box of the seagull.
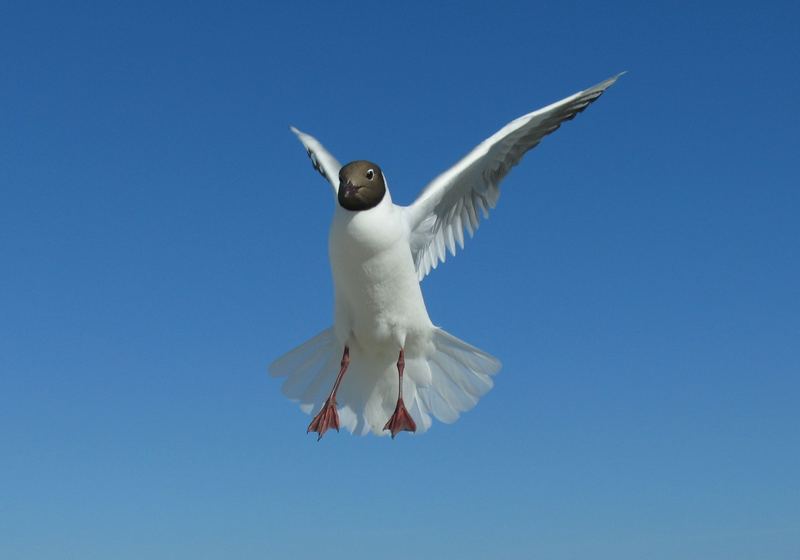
[270,74,622,439]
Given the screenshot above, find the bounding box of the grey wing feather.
[290,126,342,193]
[405,73,623,280]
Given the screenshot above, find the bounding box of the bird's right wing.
[290,126,342,194]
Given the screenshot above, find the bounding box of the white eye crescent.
[366,169,374,180]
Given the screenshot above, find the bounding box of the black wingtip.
[599,71,626,90]
[583,72,625,99]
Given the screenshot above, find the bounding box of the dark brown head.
[338,160,386,211]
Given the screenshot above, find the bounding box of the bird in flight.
[270,74,622,439]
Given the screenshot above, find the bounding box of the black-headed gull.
[271,74,622,439]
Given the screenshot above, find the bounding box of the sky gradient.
[2,1,799,559]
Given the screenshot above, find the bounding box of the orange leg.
[383,349,417,438]
[307,346,349,441]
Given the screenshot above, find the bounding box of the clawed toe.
[383,398,417,438]
[307,398,340,441]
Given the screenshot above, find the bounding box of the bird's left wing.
[290,126,342,194]
[404,73,622,280]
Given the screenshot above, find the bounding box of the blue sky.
[2,1,798,558]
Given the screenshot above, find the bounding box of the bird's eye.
[366,169,374,180]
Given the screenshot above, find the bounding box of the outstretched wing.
[289,126,342,194]
[404,73,623,280]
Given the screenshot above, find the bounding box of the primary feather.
[406,73,623,279]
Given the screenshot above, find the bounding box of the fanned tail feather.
[413,328,501,427]
[269,327,501,436]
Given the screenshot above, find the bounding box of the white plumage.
[270,74,622,436]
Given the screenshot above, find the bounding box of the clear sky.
[2,1,798,558]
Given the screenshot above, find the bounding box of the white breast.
[328,193,434,357]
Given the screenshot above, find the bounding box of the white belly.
[328,197,433,357]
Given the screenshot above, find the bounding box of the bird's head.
[338,160,386,211]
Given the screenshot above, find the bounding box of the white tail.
[269,327,501,435]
